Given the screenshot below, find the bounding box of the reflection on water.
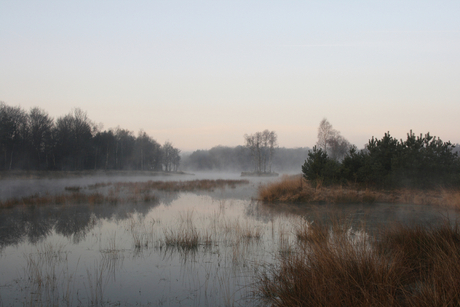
[0,175,458,306]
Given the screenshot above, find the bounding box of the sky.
[1,1,459,151]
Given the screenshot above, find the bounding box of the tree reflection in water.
[0,192,179,248]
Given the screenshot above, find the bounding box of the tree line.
[0,102,180,171]
[303,119,460,189]
[182,145,310,172]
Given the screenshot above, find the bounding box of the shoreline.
[0,170,194,180]
[258,175,460,208]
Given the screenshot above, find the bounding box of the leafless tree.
[172,148,181,172]
[327,134,350,161]
[317,118,335,152]
[245,130,278,173]
[244,133,258,172]
[268,130,278,172]
[161,141,180,172]
[0,102,29,169]
[28,107,54,169]
[316,118,350,161]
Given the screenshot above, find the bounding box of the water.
[0,173,457,306]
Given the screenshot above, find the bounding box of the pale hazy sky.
[1,1,459,151]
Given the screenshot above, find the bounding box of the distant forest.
[181,146,310,172]
[0,102,180,171]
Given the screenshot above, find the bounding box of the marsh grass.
[20,242,121,306]
[163,226,200,251]
[114,179,249,194]
[22,243,75,306]
[64,185,82,192]
[257,218,460,307]
[259,175,460,207]
[85,261,109,306]
[34,242,68,265]
[1,179,249,209]
[8,198,271,306]
[442,189,460,208]
[0,192,125,208]
[295,218,329,244]
[127,215,155,251]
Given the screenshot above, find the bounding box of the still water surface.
[0,173,457,306]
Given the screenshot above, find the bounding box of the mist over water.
[0,173,458,306]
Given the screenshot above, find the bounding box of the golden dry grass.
[258,175,460,208]
[257,219,460,307]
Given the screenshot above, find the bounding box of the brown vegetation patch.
[113,179,249,194]
[258,175,460,207]
[1,179,249,208]
[0,192,137,208]
[257,219,460,307]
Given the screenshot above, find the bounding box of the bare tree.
[54,108,95,170]
[261,130,270,172]
[114,127,135,170]
[0,102,28,169]
[268,130,278,172]
[316,118,350,161]
[172,148,181,172]
[327,135,350,161]
[244,133,258,172]
[162,141,180,172]
[245,130,277,173]
[317,118,335,152]
[28,107,54,169]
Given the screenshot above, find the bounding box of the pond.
[0,173,457,306]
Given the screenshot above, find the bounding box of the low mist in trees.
[181,145,310,172]
[0,102,180,171]
[181,129,310,173]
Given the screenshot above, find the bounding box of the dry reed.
[259,175,460,208]
[257,218,460,307]
[113,179,249,194]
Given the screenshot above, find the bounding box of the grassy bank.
[257,218,460,307]
[258,175,460,207]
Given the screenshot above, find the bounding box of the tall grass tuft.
[257,218,460,307]
[259,175,460,207]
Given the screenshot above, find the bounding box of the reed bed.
[259,175,460,207]
[0,191,131,208]
[257,219,460,307]
[1,179,249,209]
[111,179,249,193]
[163,227,200,251]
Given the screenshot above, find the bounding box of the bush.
[302,146,341,187]
[302,131,460,189]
